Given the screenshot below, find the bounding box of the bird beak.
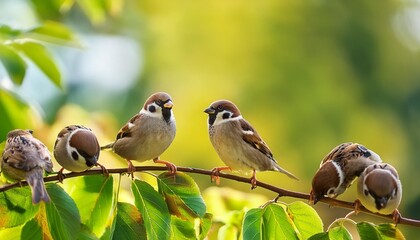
[164,100,173,109]
[86,156,99,167]
[204,107,215,114]
[375,197,388,210]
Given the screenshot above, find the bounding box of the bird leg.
[96,163,109,178]
[126,159,136,179]
[309,189,315,205]
[153,158,177,174]
[57,168,66,183]
[210,166,232,185]
[353,199,362,215]
[392,209,401,226]
[250,169,258,190]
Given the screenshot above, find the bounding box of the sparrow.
[54,125,108,182]
[310,142,382,204]
[204,100,298,189]
[356,163,402,221]
[101,92,176,178]
[1,129,53,204]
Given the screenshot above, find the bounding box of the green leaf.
[308,232,329,240]
[25,21,81,47]
[0,187,39,228]
[171,216,196,240]
[76,0,107,25]
[287,201,323,239]
[157,172,206,220]
[0,25,22,37]
[0,43,27,85]
[21,218,42,240]
[243,204,298,240]
[357,222,381,240]
[63,175,114,238]
[0,225,22,239]
[218,224,239,240]
[11,41,62,88]
[132,179,171,240]
[45,183,81,240]
[377,224,405,240]
[329,226,352,240]
[199,213,213,240]
[112,202,146,240]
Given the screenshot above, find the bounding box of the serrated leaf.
[329,226,352,240]
[63,175,114,238]
[157,172,206,220]
[25,21,81,47]
[171,216,196,240]
[0,187,39,228]
[45,184,81,240]
[243,204,298,240]
[12,41,61,88]
[377,224,405,240]
[132,179,171,240]
[112,202,146,240]
[287,201,323,239]
[199,213,213,240]
[357,222,381,240]
[0,43,27,85]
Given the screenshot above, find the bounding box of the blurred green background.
[1,0,419,237]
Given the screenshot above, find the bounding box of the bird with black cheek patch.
[1,129,53,204]
[356,163,402,223]
[101,92,176,178]
[204,100,298,189]
[310,142,382,204]
[54,125,108,182]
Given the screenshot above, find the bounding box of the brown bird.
[101,92,176,178]
[54,125,108,182]
[204,100,298,189]
[310,142,382,204]
[1,129,53,203]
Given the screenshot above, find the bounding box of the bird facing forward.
[310,142,382,204]
[54,125,108,182]
[204,100,298,189]
[101,92,176,178]
[1,129,53,204]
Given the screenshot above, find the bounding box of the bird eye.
[364,189,369,196]
[222,112,231,119]
[149,105,156,113]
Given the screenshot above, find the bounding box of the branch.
[1,165,419,228]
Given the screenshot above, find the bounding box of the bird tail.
[100,142,114,150]
[274,165,299,180]
[27,168,50,204]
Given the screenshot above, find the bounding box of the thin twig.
[1,165,419,227]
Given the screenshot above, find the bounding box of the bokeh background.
[1,0,420,237]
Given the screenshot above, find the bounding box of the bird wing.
[320,142,353,166]
[239,118,274,159]
[116,114,142,140]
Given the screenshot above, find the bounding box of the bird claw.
[154,159,177,174]
[353,199,362,215]
[210,168,221,185]
[250,176,257,190]
[127,160,135,179]
[96,163,109,178]
[57,168,66,183]
[392,209,401,226]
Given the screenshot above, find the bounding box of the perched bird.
[54,125,108,182]
[101,92,176,178]
[310,142,382,204]
[356,163,402,221]
[1,129,53,204]
[204,100,298,189]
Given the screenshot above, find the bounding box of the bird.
[310,142,382,204]
[101,92,176,178]
[356,163,402,222]
[1,129,53,204]
[204,99,298,189]
[54,125,108,182]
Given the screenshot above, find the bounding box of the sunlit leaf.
[0,43,27,85]
[77,225,98,240]
[308,232,329,240]
[132,179,171,240]
[243,204,298,240]
[11,41,61,88]
[63,175,114,238]
[0,25,21,37]
[0,187,39,228]
[0,224,22,239]
[199,213,213,240]
[171,216,196,240]
[101,206,117,240]
[157,172,206,220]
[357,222,381,240]
[218,224,239,240]
[376,224,405,240]
[112,202,146,240]
[329,226,352,240]
[45,184,81,240]
[76,0,107,25]
[287,201,323,239]
[25,21,81,47]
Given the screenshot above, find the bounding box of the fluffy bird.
[310,142,382,204]
[356,163,402,220]
[1,129,53,203]
[54,125,107,182]
[101,92,176,178]
[204,100,298,189]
